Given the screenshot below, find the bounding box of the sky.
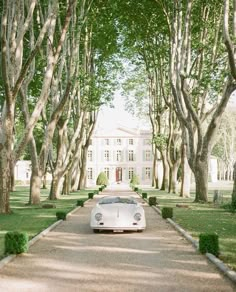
[96,92,149,130]
[96,89,236,131]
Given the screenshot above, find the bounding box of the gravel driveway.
[0,187,235,292]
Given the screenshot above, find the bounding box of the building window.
[116,138,122,145]
[116,150,122,161]
[88,150,93,161]
[87,168,93,179]
[144,139,150,145]
[129,138,134,145]
[128,150,134,161]
[104,138,109,145]
[104,150,110,161]
[128,168,134,180]
[145,150,151,161]
[104,167,110,179]
[145,167,151,179]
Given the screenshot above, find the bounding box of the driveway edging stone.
[0,203,87,270]
[151,204,236,285]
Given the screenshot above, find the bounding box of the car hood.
[96,203,139,215]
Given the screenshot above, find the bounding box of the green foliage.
[5,231,28,254]
[199,233,219,257]
[153,134,168,150]
[134,187,139,192]
[77,200,84,207]
[96,172,108,186]
[56,211,67,221]
[88,192,94,199]
[130,174,140,185]
[142,193,147,199]
[162,207,173,219]
[221,203,236,213]
[211,143,224,158]
[149,196,157,206]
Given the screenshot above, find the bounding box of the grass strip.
[0,186,90,259]
[142,187,236,271]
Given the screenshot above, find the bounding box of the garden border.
[151,204,236,284]
[0,203,87,270]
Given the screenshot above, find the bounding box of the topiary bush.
[149,196,157,206]
[199,233,219,256]
[96,172,108,186]
[142,193,148,199]
[88,192,94,199]
[56,211,67,220]
[134,187,139,192]
[130,174,140,185]
[5,231,28,254]
[162,207,173,219]
[77,200,84,207]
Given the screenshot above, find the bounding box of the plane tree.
[165,0,234,202]
[0,0,77,213]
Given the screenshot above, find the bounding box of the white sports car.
[90,196,146,233]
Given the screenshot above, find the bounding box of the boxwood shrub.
[149,196,157,206]
[199,233,219,256]
[88,192,94,199]
[162,207,173,219]
[56,211,67,221]
[134,187,138,192]
[77,200,84,207]
[5,231,28,254]
[142,193,148,199]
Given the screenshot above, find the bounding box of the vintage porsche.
[90,196,146,233]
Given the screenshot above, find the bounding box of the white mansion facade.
[86,126,153,186]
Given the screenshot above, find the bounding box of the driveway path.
[0,186,235,292]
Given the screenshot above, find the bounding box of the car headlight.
[134,212,142,221]
[95,213,102,221]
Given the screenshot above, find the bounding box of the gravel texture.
[0,186,235,292]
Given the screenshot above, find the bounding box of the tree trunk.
[0,151,11,214]
[231,162,236,207]
[62,174,70,195]
[180,144,191,198]
[29,172,41,205]
[28,137,42,204]
[49,174,63,200]
[42,172,47,189]
[160,150,169,190]
[10,159,15,192]
[152,149,159,188]
[78,146,89,190]
[194,158,208,202]
[71,163,81,191]
[169,162,180,194]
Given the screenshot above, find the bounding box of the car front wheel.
[93,229,99,233]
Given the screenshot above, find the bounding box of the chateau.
[86,126,153,186]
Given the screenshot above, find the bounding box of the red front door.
[116,167,122,182]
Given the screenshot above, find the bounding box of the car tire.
[137,230,143,233]
[93,229,99,233]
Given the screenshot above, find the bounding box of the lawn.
[0,186,93,260]
[141,182,236,271]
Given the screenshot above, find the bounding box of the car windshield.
[99,197,137,205]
